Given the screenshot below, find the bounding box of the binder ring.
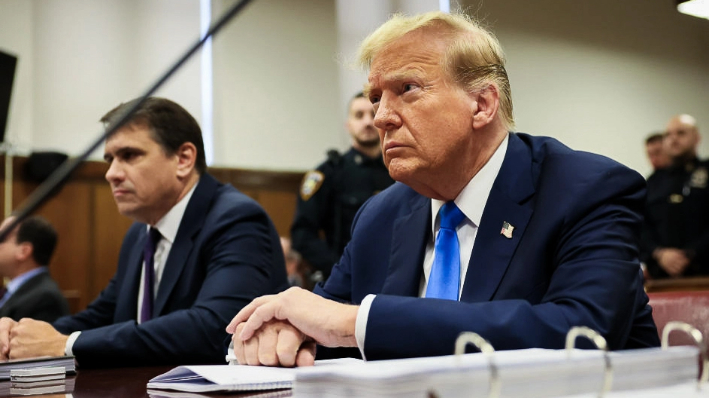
[661,321,709,387]
[565,326,613,397]
[453,332,500,398]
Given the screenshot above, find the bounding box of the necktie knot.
[426,201,465,301]
[144,228,161,258]
[439,202,465,230]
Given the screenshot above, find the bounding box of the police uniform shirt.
[642,157,709,278]
[291,148,394,277]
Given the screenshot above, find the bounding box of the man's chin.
[115,204,138,219]
[356,139,381,149]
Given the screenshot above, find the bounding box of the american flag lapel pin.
[500,221,514,239]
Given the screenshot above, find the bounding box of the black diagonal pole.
[0,0,254,241]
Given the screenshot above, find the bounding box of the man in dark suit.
[0,215,69,323]
[0,97,289,367]
[227,11,659,366]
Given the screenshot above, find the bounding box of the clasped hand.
[0,317,68,360]
[226,287,359,367]
[656,248,690,277]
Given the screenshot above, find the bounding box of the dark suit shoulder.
[357,182,424,216]
[208,182,269,221]
[516,133,644,191]
[519,133,636,173]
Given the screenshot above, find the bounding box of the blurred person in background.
[642,114,709,278]
[0,215,69,323]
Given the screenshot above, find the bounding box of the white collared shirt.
[135,182,198,323]
[354,134,509,359]
[66,180,199,356]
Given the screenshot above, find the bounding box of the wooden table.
[1,366,294,397]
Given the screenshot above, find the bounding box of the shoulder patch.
[300,171,325,201]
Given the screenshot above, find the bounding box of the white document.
[147,358,362,393]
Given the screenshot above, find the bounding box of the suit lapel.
[461,133,536,302]
[380,194,430,296]
[153,174,218,316]
[115,230,147,321]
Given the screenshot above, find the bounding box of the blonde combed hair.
[358,11,514,130]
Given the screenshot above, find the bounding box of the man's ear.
[470,84,500,130]
[15,242,33,263]
[175,142,198,178]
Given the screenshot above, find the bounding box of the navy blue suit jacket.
[53,174,289,367]
[316,133,659,360]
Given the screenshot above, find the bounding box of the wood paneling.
[645,277,709,293]
[0,156,302,313]
[92,183,133,301]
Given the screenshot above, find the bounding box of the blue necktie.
[140,227,161,323]
[426,202,465,301]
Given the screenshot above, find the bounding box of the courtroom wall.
[0,0,707,176]
[460,0,709,176]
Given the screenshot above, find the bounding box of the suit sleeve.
[291,165,338,274]
[362,166,653,359]
[23,290,70,324]
[639,175,664,277]
[53,275,119,333]
[59,201,285,367]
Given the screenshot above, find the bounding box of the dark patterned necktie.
[140,228,162,323]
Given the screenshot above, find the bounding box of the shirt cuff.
[355,294,376,361]
[65,331,81,356]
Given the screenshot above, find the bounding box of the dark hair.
[348,91,366,113]
[15,216,58,266]
[100,97,206,174]
[645,133,664,145]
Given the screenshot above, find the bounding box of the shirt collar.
[7,267,47,294]
[151,179,199,244]
[431,133,509,231]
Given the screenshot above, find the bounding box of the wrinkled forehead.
[364,29,450,95]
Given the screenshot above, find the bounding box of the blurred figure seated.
[281,236,309,289]
[0,215,70,322]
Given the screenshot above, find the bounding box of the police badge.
[300,171,325,201]
[690,167,708,189]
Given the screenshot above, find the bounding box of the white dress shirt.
[354,134,509,359]
[65,182,198,356]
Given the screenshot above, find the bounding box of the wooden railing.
[645,277,709,293]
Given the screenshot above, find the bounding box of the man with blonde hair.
[642,114,708,278]
[228,11,659,366]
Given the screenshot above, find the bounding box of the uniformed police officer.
[291,92,394,281]
[642,114,709,278]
